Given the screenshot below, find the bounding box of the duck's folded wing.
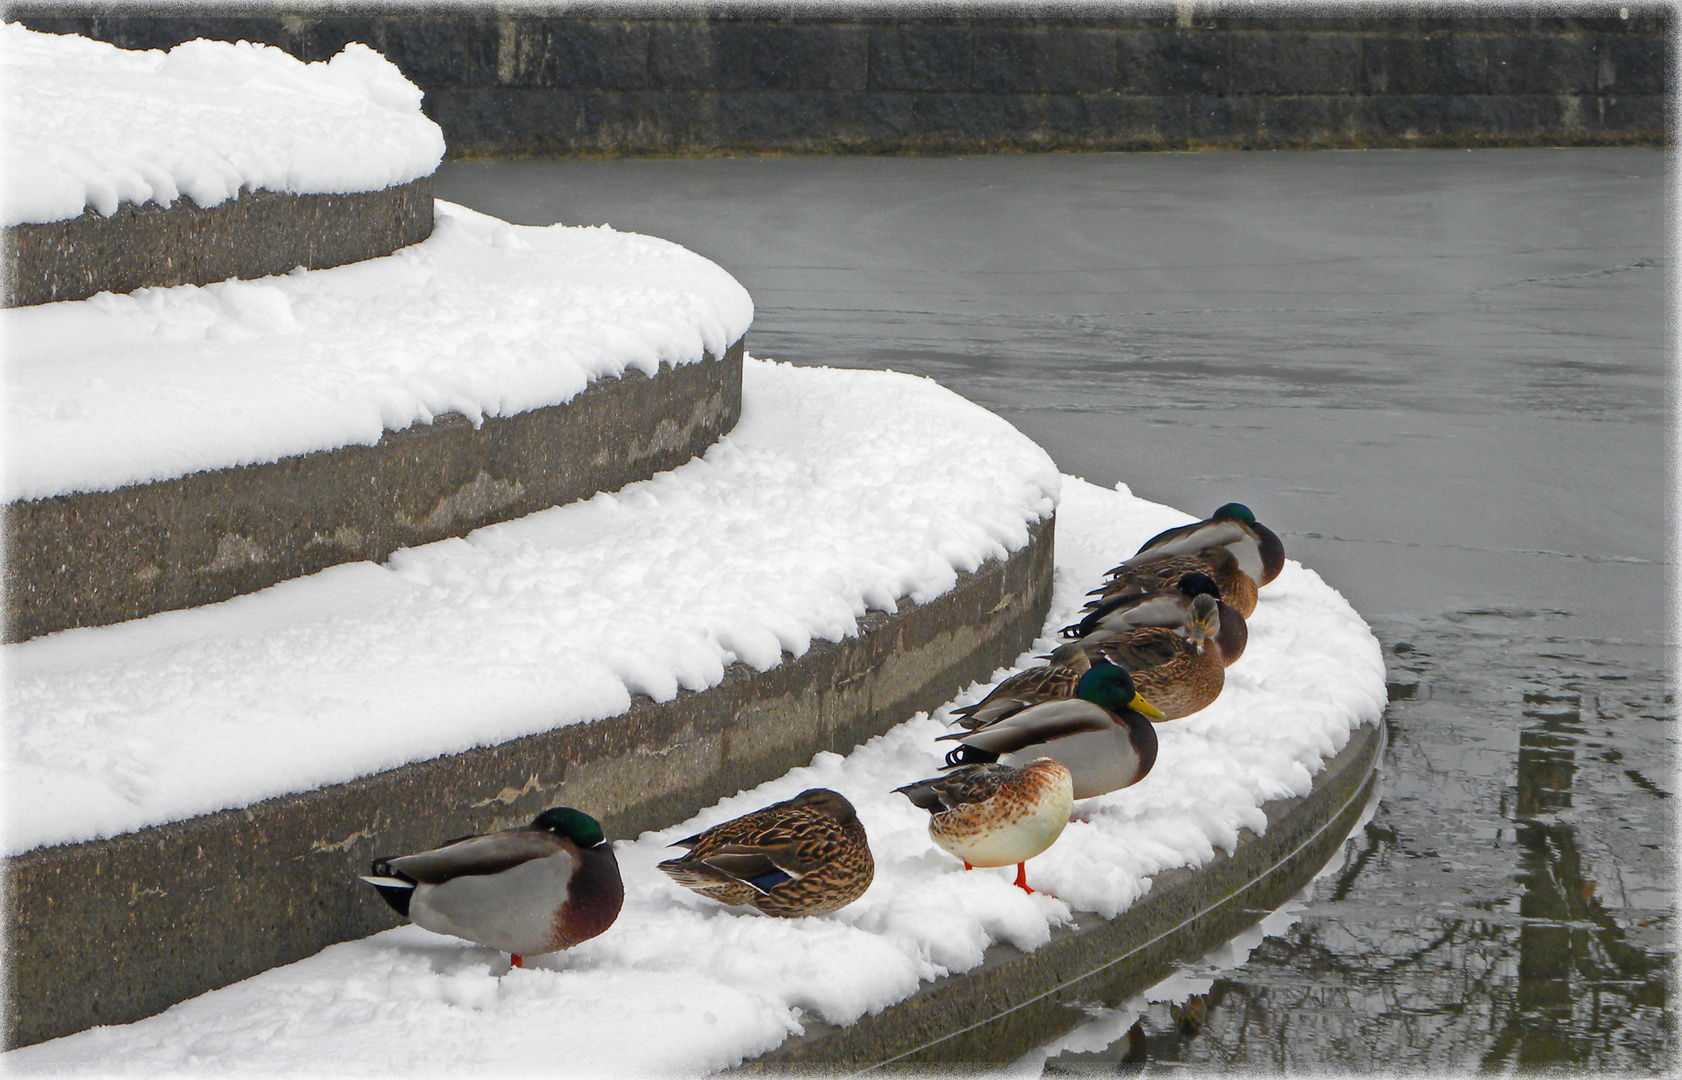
[938,700,1113,755]
[699,842,807,893]
[387,830,563,883]
[1132,519,1247,562]
[1087,631,1185,672]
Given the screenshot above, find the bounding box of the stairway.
[0,27,1057,1048]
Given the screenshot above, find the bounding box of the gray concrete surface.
[4,177,434,307]
[4,342,742,643]
[2,516,1053,1049]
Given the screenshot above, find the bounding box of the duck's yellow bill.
[1131,692,1167,720]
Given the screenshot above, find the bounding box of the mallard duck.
[361,806,623,969]
[937,661,1163,800]
[1061,570,1248,665]
[657,788,873,917]
[1045,594,1225,720]
[1094,545,1258,619]
[894,757,1073,894]
[1124,503,1284,587]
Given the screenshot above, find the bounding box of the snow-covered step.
[3,25,444,305]
[2,357,1060,1047]
[3,202,754,641]
[5,477,1386,1072]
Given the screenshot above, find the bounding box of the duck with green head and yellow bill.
[894,756,1073,894]
[1122,502,1284,587]
[1043,593,1225,720]
[360,806,623,970]
[657,788,874,917]
[1061,570,1247,665]
[938,660,1163,800]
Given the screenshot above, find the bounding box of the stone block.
[1118,30,1231,96]
[1258,95,1359,143]
[649,20,721,89]
[713,91,839,148]
[713,22,870,92]
[592,90,711,153]
[1359,93,1454,140]
[1363,32,1490,95]
[1229,30,1363,94]
[377,15,502,88]
[531,19,651,90]
[849,92,920,143]
[1081,94,1192,146]
[1185,93,1264,142]
[1041,26,1119,93]
[972,26,1041,92]
[290,15,389,63]
[867,23,974,91]
[427,87,596,155]
[909,92,1042,144]
[1597,93,1670,135]
[1598,32,1670,94]
[1486,32,1599,94]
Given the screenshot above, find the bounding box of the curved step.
[2,519,1054,1051]
[5,178,436,307]
[3,201,757,642]
[2,358,1062,1048]
[3,340,744,642]
[739,719,1385,1069]
[3,26,445,306]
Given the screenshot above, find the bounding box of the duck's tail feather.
[361,860,417,917]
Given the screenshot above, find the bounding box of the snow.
[5,466,1385,1075]
[2,23,445,225]
[2,200,755,502]
[2,356,1060,856]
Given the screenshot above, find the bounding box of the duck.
[1093,544,1258,619]
[894,757,1074,894]
[1044,593,1225,720]
[937,660,1163,800]
[360,806,623,969]
[657,788,873,917]
[1061,570,1247,665]
[1123,502,1284,587]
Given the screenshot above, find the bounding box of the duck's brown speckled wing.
[952,664,1083,729]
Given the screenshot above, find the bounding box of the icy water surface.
[437,149,1672,1071]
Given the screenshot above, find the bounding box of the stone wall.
[7,5,1669,155]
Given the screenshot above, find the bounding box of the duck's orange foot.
[510,954,524,969]
[1013,863,1035,894]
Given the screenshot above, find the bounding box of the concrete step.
[4,203,754,642]
[2,358,1061,1048]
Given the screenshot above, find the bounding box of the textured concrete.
[3,177,434,307]
[3,340,744,643]
[6,7,1667,154]
[737,718,1386,1069]
[1,514,1054,1049]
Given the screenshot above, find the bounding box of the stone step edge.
[3,177,436,307]
[1,514,1055,1050]
[3,337,745,643]
[738,716,1387,1070]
